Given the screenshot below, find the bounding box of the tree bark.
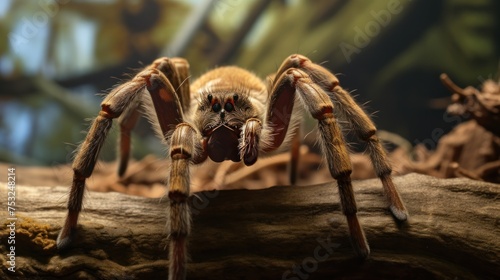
[0,173,498,279]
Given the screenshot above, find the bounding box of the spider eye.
[212,102,221,112]
[224,102,234,112]
[233,94,239,102]
[207,94,213,102]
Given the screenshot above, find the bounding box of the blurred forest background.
[0,0,498,166]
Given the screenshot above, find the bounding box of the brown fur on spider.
[57,54,408,280]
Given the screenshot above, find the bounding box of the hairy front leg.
[57,73,145,249]
[278,54,408,221]
[57,113,112,249]
[167,123,204,280]
[117,57,191,176]
[58,60,187,249]
[297,72,370,258]
[265,67,370,258]
[331,77,408,221]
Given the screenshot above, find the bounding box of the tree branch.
[0,173,498,279]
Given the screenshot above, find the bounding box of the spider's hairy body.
[190,66,268,163]
[57,54,408,280]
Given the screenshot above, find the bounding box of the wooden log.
[0,173,498,279]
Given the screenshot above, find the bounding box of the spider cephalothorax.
[191,66,269,164]
[57,54,408,280]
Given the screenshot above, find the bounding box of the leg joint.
[170,148,192,160]
[360,129,377,141]
[312,105,334,120]
[333,170,352,181]
[170,124,198,160]
[169,190,188,203]
[99,105,120,119]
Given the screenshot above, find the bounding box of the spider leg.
[58,60,187,254]
[117,57,191,176]
[117,104,141,177]
[265,73,301,185]
[57,70,148,249]
[332,86,408,221]
[156,57,191,113]
[140,59,201,280]
[289,125,301,185]
[279,54,408,221]
[240,118,263,166]
[167,123,204,280]
[265,66,370,259]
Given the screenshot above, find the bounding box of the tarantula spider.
[57,54,408,279]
